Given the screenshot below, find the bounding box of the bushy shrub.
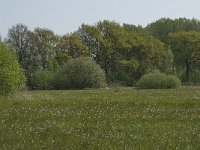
[0,43,25,95]
[52,68,69,90]
[30,70,55,90]
[136,72,181,89]
[53,57,106,89]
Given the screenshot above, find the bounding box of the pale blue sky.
[0,0,200,38]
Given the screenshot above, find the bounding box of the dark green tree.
[123,24,150,36]
[147,18,200,44]
[169,31,200,82]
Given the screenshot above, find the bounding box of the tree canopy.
[76,20,171,85]
[147,18,200,44]
[2,17,200,90]
[169,31,200,82]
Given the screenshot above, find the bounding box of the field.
[0,87,200,149]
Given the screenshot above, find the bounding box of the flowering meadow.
[0,87,200,149]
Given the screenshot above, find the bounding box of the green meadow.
[0,86,200,149]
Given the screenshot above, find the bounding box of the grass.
[0,86,200,149]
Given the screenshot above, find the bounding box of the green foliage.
[53,57,106,89]
[114,59,139,86]
[158,47,174,73]
[29,28,60,70]
[146,18,175,43]
[147,18,200,83]
[0,43,25,95]
[30,70,55,90]
[136,72,181,89]
[77,20,170,85]
[123,24,150,36]
[189,69,200,83]
[169,31,200,82]
[63,33,90,58]
[117,59,139,72]
[6,25,62,88]
[147,18,200,44]
[6,18,200,88]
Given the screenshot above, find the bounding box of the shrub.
[136,72,181,89]
[0,43,25,95]
[53,57,106,89]
[52,68,69,90]
[30,70,55,90]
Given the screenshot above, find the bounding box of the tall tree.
[29,28,59,70]
[96,20,128,77]
[6,24,30,71]
[169,31,200,82]
[77,20,171,85]
[62,33,90,58]
[146,18,200,44]
[76,24,102,59]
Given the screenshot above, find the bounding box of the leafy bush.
[30,70,55,90]
[53,57,106,89]
[136,72,181,89]
[0,43,25,95]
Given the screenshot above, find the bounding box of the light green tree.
[0,43,25,95]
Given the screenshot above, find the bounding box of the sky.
[0,0,200,38]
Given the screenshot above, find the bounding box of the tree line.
[1,17,200,90]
